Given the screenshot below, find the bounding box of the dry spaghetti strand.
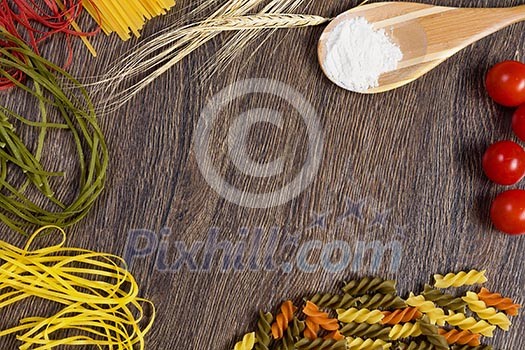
[0,225,155,349]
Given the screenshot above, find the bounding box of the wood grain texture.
[0,0,524,349]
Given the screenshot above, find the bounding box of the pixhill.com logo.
[123,226,402,274]
[123,190,406,274]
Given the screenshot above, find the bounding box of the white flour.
[323,17,403,92]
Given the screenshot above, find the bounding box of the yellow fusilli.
[445,311,496,337]
[462,292,511,331]
[346,336,392,349]
[434,270,487,288]
[337,308,384,324]
[405,293,446,326]
[388,322,422,340]
[233,332,256,350]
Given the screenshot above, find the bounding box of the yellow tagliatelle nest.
[0,226,155,349]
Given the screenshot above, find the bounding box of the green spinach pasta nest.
[0,30,108,235]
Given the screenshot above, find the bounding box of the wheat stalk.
[203,0,316,77]
[91,0,340,113]
[197,14,330,31]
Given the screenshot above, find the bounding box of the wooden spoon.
[318,2,525,93]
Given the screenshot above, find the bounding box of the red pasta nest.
[0,0,99,89]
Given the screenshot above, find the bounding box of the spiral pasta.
[275,318,305,350]
[417,317,449,350]
[234,332,256,350]
[438,328,481,347]
[295,338,347,350]
[388,322,422,340]
[434,270,487,288]
[342,277,396,296]
[358,293,406,310]
[405,293,447,326]
[304,319,320,341]
[396,340,435,350]
[445,311,496,337]
[272,301,297,339]
[340,322,391,341]
[423,285,467,313]
[477,288,521,316]
[450,345,493,350]
[462,292,511,330]
[381,307,422,325]
[303,301,339,340]
[232,271,518,350]
[346,336,392,349]
[337,308,384,324]
[309,293,359,310]
[255,311,273,350]
[323,330,344,341]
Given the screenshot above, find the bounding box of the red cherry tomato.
[482,140,525,185]
[491,189,525,235]
[512,104,525,142]
[486,61,525,107]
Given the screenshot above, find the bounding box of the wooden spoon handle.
[499,5,525,24]
[400,5,525,61]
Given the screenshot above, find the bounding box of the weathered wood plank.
[0,0,523,349]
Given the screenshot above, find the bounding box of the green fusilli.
[340,322,391,341]
[342,277,396,296]
[255,311,273,350]
[309,293,359,310]
[422,285,467,313]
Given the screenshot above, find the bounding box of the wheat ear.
[94,12,329,113]
[203,14,330,30]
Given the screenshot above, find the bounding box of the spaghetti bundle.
[0,226,155,348]
[83,0,176,40]
[0,31,108,235]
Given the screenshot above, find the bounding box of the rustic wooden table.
[1,0,524,349]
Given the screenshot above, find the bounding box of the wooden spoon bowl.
[318,2,525,93]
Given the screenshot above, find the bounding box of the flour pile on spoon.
[323,17,403,92]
